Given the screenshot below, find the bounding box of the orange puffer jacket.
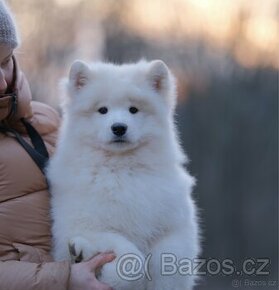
[0,57,71,290]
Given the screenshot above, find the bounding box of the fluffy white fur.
[47,59,200,290]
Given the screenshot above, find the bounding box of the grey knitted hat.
[0,0,19,48]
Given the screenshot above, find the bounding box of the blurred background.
[9,0,278,289]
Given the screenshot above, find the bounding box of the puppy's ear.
[148,60,170,94]
[69,60,91,90]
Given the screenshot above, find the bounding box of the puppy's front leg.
[147,230,200,290]
[68,236,97,263]
[68,232,147,290]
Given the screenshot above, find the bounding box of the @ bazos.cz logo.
[116,253,271,281]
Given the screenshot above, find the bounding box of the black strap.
[0,119,49,176]
[21,118,49,160]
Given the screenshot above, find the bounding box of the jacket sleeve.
[0,260,71,290]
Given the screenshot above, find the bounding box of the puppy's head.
[62,60,177,153]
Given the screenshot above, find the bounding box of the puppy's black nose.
[111,123,127,137]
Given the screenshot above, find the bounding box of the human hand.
[68,252,116,290]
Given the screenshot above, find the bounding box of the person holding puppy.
[0,1,115,289]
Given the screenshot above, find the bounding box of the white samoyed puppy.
[47,59,200,290]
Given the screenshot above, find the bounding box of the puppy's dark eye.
[129,107,138,114]
[98,107,108,114]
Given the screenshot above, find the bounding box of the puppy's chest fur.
[57,166,183,251]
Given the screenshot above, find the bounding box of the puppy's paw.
[68,236,98,263]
